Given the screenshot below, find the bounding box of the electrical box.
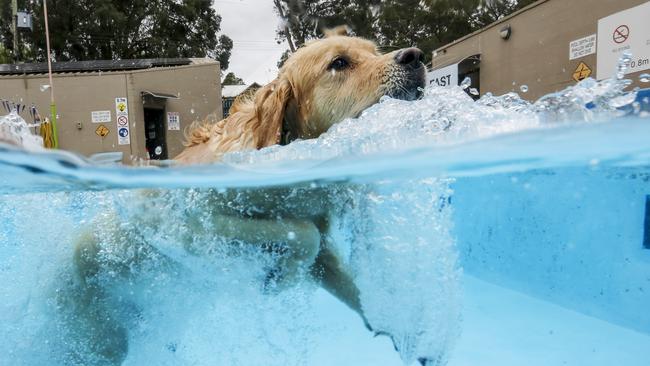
[16,12,33,31]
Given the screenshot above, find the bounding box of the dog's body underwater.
[68,28,431,365]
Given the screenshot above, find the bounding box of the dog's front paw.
[374,331,443,366]
[417,356,445,366]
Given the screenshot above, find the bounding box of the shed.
[0,58,222,162]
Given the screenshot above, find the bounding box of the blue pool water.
[1,78,649,365]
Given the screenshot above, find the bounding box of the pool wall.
[452,167,650,334]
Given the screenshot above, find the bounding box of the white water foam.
[225,77,634,166]
[340,179,460,365]
[0,110,43,151]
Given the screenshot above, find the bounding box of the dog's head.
[251,28,426,146]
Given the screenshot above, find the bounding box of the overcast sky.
[214,0,288,85]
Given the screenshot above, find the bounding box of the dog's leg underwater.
[65,222,176,365]
[186,214,322,290]
[65,230,129,365]
[311,218,438,364]
[311,217,372,329]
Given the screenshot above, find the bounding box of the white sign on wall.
[167,112,180,131]
[569,34,597,60]
[597,2,650,80]
[115,97,131,145]
[91,110,111,123]
[428,63,459,87]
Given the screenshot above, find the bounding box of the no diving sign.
[597,2,650,79]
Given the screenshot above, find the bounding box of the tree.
[469,0,538,28]
[277,49,290,69]
[0,0,16,61]
[222,72,245,85]
[1,0,232,68]
[274,0,537,66]
[0,44,11,63]
[273,0,379,51]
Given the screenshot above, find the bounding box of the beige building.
[430,0,650,101]
[0,58,222,162]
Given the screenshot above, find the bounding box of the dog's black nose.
[395,47,425,67]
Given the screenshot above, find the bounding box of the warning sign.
[167,112,180,131]
[569,34,597,60]
[573,62,592,82]
[91,110,111,123]
[116,101,127,113]
[597,2,650,79]
[115,97,130,145]
[95,124,110,137]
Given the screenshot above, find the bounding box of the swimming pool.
[1,77,649,365]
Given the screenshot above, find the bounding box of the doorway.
[459,54,481,101]
[144,108,168,160]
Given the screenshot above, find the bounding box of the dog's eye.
[328,57,350,71]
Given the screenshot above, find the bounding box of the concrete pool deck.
[308,275,650,366]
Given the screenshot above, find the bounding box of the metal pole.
[43,0,58,148]
[11,0,17,61]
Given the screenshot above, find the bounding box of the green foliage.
[274,0,536,66]
[469,0,538,28]
[277,49,290,69]
[0,44,11,63]
[274,0,379,48]
[0,0,15,61]
[222,71,245,85]
[1,0,232,68]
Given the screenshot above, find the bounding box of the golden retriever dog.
[70,27,429,365]
[175,28,425,164]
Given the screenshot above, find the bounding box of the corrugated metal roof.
[0,58,195,76]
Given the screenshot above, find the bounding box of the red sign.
[613,25,630,44]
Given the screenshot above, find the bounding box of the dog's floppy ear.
[324,25,351,38]
[252,76,293,148]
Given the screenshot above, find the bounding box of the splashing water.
[343,180,460,365]
[0,69,648,366]
[226,75,636,167]
[459,77,471,90]
[616,51,633,79]
[0,110,43,150]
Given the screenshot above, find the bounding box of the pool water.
[1,77,649,365]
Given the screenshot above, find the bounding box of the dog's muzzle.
[386,47,426,101]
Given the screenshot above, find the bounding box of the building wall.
[0,62,221,163]
[431,0,649,101]
[127,63,222,159]
[0,72,130,157]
